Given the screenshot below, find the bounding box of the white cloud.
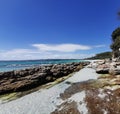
[32,44,91,52]
[0,43,105,60]
[94,45,105,48]
[0,50,94,60]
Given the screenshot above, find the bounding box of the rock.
[0,62,89,95]
[116,62,120,66]
[45,76,53,81]
[109,66,120,75]
[96,64,110,74]
[88,62,98,69]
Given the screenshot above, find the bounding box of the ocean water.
[0,59,83,72]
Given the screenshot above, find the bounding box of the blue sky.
[0,0,120,60]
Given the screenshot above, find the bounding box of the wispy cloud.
[32,43,91,52]
[93,45,105,48]
[0,50,94,60]
[0,43,105,60]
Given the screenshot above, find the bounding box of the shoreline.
[0,71,75,104]
[0,67,100,114]
[0,61,89,95]
[1,61,119,114]
[0,59,84,72]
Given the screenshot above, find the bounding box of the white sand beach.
[0,67,99,114]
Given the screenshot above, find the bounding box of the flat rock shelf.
[0,62,89,95]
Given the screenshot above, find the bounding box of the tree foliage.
[111,36,120,50]
[86,52,112,59]
[111,27,120,41]
[110,27,120,57]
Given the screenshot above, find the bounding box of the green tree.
[111,27,120,41]
[85,52,112,59]
[110,28,120,58]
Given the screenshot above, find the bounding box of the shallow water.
[0,59,83,72]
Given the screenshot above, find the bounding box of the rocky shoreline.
[51,60,120,114]
[1,60,120,114]
[0,66,100,114]
[88,59,120,75]
[0,62,89,95]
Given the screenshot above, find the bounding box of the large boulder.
[87,60,105,69]
[96,64,110,74]
[109,65,120,75]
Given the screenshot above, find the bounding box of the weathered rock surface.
[109,66,120,75]
[108,61,120,75]
[0,62,89,95]
[96,64,110,74]
[89,59,120,75]
[51,73,120,114]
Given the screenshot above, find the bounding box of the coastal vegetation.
[110,27,120,58]
[87,26,120,60]
[86,51,112,60]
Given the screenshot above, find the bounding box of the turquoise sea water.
[0,59,83,72]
